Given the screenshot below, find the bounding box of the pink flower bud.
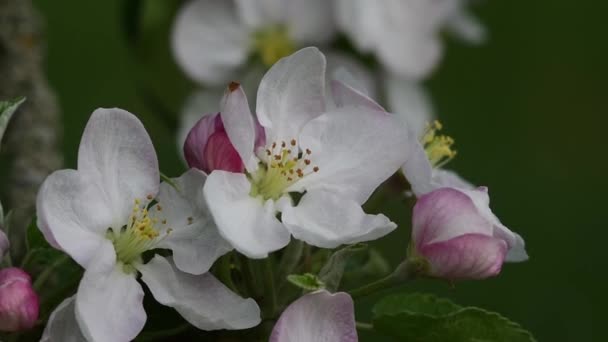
[411,187,528,280]
[0,230,8,262]
[0,268,40,332]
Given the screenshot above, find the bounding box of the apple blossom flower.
[37,108,260,342]
[187,48,408,258]
[270,290,357,342]
[411,187,528,280]
[0,229,8,262]
[0,268,39,332]
[335,0,486,80]
[172,0,336,85]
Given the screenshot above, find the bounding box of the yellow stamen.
[422,120,457,168]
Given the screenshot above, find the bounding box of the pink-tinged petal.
[172,0,249,85]
[412,188,493,248]
[457,187,529,262]
[41,297,87,342]
[282,190,396,249]
[330,79,385,112]
[0,229,8,261]
[420,233,508,280]
[203,171,291,258]
[0,268,39,332]
[75,241,146,342]
[290,106,409,204]
[152,169,233,275]
[204,130,246,173]
[139,256,261,330]
[220,83,258,172]
[36,169,112,267]
[184,113,223,172]
[177,90,224,161]
[77,108,159,230]
[257,47,326,144]
[270,291,357,342]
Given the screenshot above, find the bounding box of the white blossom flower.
[186,48,409,258]
[335,0,486,80]
[172,0,336,85]
[37,108,260,342]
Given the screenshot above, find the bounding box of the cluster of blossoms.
[0,1,531,341]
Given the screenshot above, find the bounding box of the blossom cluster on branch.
[0,1,535,341]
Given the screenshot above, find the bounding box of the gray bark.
[0,0,62,250]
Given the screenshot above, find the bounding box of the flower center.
[421,120,457,168]
[107,198,171,272]
[249,139,319,201]
[252,25,295,67]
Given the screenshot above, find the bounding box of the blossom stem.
[33,254,69,291]
[263,257,278,318]
[277,239,304,289]
[348,258,423,299]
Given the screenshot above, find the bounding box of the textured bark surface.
[0,0,62,249]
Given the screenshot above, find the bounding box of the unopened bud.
[0,268,40,332]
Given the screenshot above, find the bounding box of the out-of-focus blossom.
[187,48,407,258]
[335,0,486,80]
[270,290,357,342]
[37,109,260,342]
[0,229,8,263]
[411,187,528,280]
[172,0,336,85]
[0,268,39,332]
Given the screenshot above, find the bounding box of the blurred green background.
[8,0,607,340]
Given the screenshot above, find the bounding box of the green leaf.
[373,293,536,342]
[287,273,325,291]
[26,216,49,251]
[0,97,26,144]
[318,243,368,291]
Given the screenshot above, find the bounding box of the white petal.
[152,169,232,275]
[36,169,110,267]
[41,297,87,342]
[284,0,336,44]
[431,169,475,191]
[504,232,529,262]
[220,83,258,172]
[77,108,159,230]
[235,0,285,30]
[203,171,291,258]
[379,33,443,80]
[385,75,434,139]
[290,106,409,204]
[326,51,377,101]
[256,47,326,144]
[75,242,146,342]
[172,0,250,85]
[270,291,357,342]
[330,79,384,112]
[139,256,261,330]
[282,190,396,248]
[401,139,434,197]
[446,8,487,44]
